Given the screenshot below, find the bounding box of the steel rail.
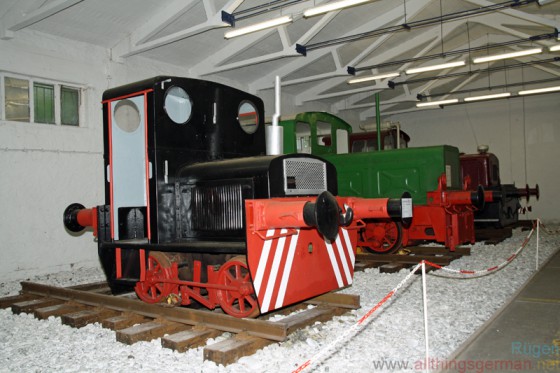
[20,281,288,341]
[18,282,361,342]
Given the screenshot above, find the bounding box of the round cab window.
[238,101,258,134]
[114,99,140,133]
[164,86,192,124]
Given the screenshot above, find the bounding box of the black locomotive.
[64,76,410,317]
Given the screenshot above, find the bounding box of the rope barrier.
[424,220,537,277]
[538,220,560,235]
[292,262,424,373]
[292,219,554,372]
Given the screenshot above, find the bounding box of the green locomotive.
[279,112,483,253]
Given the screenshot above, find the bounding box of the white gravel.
[1,223,558,373]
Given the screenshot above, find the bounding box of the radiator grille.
[191,184,244,231]
[283,158,327,195]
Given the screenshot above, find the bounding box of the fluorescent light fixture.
[518,85,560,95]
[348,72,400,84]
[224,16,292,39]
[405,61,465,75]
[416,99,459,107]
[464,92,511,102]
[304,0,371,17]
[549,44,560,52]
[472,48,542,64]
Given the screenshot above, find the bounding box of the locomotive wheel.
[216,256,260,318]
[135,252,177,304]
[361,220,402,254]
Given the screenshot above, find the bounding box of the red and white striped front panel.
[246,227,357,314]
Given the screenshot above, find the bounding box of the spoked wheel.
[216,256,260,318]
[360,220,402,254]
[135,251,177,303]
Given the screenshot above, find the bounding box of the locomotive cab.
[96,77,271,292]
[102,76,268,245]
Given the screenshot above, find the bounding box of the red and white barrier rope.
[292,262,424,373]
[538,220,560,235]
[425,220,537,277]
[293,219,547,372]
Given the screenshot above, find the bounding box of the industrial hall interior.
[1,0,559,372]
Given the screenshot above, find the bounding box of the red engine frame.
[129,194,407,317]
[401,174,477,251]
[244,195,404,313]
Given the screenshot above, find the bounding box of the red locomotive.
[460,146,539,228]
[63,77,411,317]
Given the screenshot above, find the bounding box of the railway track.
[0,281,359,366]
[355,245,471,273]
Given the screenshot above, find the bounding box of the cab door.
[107,94,150,241]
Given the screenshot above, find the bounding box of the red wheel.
[135,252,177,303]
[216,256,260,318]
[360,220,402,254]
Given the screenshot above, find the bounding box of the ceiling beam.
[296,27,443,106]
[111,0,242,60]
[1,0,84,39]
[192,11,338,77]
[249,0,432,93]
[340,10,560,118]
[292,0,434,105]
[463,0,559,29]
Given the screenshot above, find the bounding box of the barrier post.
[422,261,430,373]
[536,219,540,270]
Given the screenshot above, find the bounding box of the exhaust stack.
[266,76,284,155]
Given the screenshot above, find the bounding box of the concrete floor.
[444,250,560,372]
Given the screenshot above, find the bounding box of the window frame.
[1,72,83,127]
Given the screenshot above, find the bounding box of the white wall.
[1,28,558,282]
[388,95,559,221]
[0,30,192,281]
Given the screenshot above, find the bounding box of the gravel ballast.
[0,223,558,373]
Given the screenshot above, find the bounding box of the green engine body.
[279,112,461,205]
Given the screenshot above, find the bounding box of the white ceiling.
[1,0,559,120]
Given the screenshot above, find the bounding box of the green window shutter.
[61,86,79,126]
[34,83,55,124]
[5,77,30,122]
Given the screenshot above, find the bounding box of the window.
[4,77,30,122]
[384,133,395,150]
[351,139,366,153]
[295,122,311,153]
[34,83,55,124]
[316,121,331,147]
[61,86,79,126]
[237,101,258,134]
[114,99,140,133]
[164,86,192,124]
[1,73,82,126]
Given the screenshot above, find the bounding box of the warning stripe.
[325,240,344,288]
[342,228,355,266]
[261,229,288,313]
[253,229,275,295]
[254,228,356,313]
[334,234,352,285]
[324,228,354,287]
[275,229,300,309]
